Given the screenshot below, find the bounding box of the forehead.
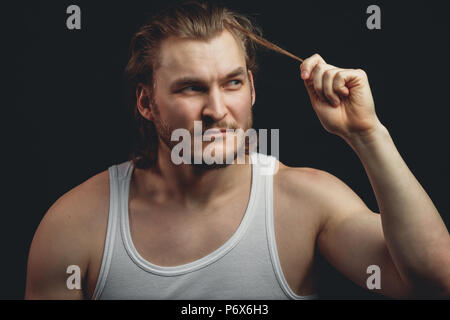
[156,30,247,81]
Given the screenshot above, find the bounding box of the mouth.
[203,128,230,136]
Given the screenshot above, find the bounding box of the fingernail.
[301,71,308,79]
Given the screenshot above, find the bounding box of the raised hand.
[300,54,382,140]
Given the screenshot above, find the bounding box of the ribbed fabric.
[92,153,318,300]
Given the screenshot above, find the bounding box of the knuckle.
[323,69,333,79]
[313,84,323,95]
[335,71,345,81]
[324,91,333,100]
[315,63,326,74]
[302,61,313,72]
[357,68,367,78]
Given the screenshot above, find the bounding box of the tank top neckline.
[120,153,260,276]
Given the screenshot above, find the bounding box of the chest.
[128,194,250,267]
[131,186,318,293]
[86,178,319,298]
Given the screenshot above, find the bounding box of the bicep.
[315,172,413,298]
[25,201,89,299]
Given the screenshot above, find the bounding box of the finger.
[310,63,328,102]
[300,53,326,80]
[332,69,366,96]
[333,70,351,96]
[323,68,342,107]
[310,63,338,103]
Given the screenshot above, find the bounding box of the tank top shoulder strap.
[91,160,133,300]
[261,154,319,300]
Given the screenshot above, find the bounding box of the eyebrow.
[169,66,246,91]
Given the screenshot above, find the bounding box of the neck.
[137,143,252,209]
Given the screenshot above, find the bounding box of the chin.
[188,142,244,167]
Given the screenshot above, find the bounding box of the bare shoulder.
[59,169,110,214]
[26,169,110,299]
[274,160,342,204]
[273,160,372,228]
[43,169,110,235]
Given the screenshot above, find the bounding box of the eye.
[180,85,204,93]
[225,79,242,89]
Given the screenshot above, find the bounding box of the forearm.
[344,122,450,294]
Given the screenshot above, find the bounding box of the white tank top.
[92,153,318,300]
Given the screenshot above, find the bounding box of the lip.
[203,128,228,136]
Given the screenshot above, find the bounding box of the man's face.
[148,29,256,166]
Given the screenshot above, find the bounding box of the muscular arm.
[348,124,449,296]
[25,198,88,299]
[314,125,450,298]
[298,54,450,298]
[312,169,412,298]
[25,171,109,299]
[282,166,409,298]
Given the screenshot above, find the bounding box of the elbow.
[407,252,450,298]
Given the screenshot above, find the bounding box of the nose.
[202,86,228,122]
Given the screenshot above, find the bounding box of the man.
[26,1,450,299]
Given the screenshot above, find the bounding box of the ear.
[247,70,256,107]
[136,84,154,121]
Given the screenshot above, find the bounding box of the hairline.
[151,27,251,81]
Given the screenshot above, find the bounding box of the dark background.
[3,0,449,299]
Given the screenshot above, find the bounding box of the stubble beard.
[152,102,253,171]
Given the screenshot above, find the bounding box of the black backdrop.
[4,0,449,299]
